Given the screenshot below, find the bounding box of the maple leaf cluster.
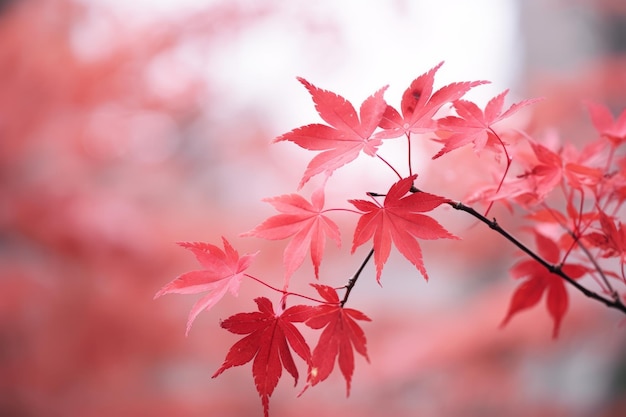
[155,62,626,416]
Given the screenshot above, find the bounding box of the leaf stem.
[406,133,413,176]
[376,154,403,180]
[539,198,617,300]
[244,274,329,305]
[483,127,512,217]
[322,207,362,215]
[571,232,617,299]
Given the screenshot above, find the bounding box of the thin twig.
[341,248,374,307]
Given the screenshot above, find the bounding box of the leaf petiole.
[244,274,331,305]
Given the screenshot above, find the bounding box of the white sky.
[80,0,523,126]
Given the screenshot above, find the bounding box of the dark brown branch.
[340,185,626,315]
[341,248,374,307]
[450,201,626,315]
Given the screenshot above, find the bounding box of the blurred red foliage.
[0,0,269,415]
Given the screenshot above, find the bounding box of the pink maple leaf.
[433,89,540,158]
[274,77,388,188]
[241,186,340,283]
[586,101,626,145]
[154,237,257,335]
[375,61,486,139]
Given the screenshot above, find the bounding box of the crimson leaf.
[212,297,313,417]
[304,284,371,396]
[349,175,458,282]
[500,232,588,338]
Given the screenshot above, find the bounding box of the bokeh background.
[1,0,626,416]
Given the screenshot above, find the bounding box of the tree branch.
[450,201,626,314]
[339,185,626,315]
[341,248,374,307]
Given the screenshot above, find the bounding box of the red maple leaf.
[348,175,458,282]
[375,61,485,139]
[303,284,371,396]
[154,237,257,335]
[470,137,602,208]
[525,189,598,248]
[274,77,388,188]
[212,297,313,417]
[433,90,540,158]
[584,210,626,266]
[585,101,626,145]
[241,186,340,283]
[500,231,588,338]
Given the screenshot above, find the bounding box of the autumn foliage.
[155,63,626,416]
[3,0,625,415]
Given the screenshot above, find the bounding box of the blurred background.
[1,0,625,416]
